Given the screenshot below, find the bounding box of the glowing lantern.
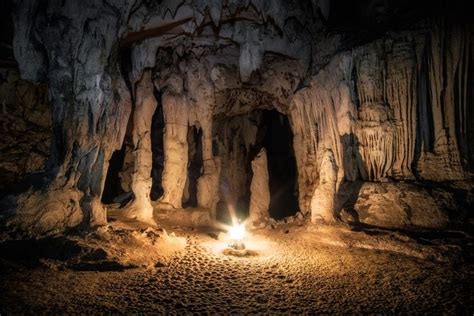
[228,223,246,250]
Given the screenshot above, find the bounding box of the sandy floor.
[1,223,473,314]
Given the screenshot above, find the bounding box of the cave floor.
[1,220,474,314]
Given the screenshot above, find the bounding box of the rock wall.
[0,68,50,195]
[290,24,474,225]
[5,0,473,234]
[9,0,136,234]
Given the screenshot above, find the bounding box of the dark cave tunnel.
[184,126,203,208]
[216,109,300,223]
[257,109,299,220]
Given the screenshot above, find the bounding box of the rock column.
[159,75,189,209]
[124,70,157,223]
[310,149,337,223]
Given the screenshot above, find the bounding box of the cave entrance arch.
[215,108,299,223]
[254,109,299,220]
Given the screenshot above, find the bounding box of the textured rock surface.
[9,0,136,233]
[124,71,157,223]
[4,0,474,234]
[310,150,337,223]
[0,68,50,194]
[354,182,449,229]
[290,26,473,221]
[158,74,189,210]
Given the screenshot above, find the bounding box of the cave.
[0,0,473,314]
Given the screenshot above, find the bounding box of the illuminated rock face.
[310,150,337,223]
[158,76,189,210]
[124,70,157,223]
[354,183,449,229]
[4,0,473,234]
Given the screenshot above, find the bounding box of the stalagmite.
[310,149,337,223]
[124,70,157,223]
[248,148,270,226]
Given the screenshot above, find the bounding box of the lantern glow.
[228,223,245,241]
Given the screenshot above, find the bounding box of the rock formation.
[0,69,50,194]
[310,150,338,223]
[1,0,473,235]
[124,70,157,223]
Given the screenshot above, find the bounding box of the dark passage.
[183,126,203,208]
[101,145,127,204]
[150,93,165,201]
[258,110,299,219]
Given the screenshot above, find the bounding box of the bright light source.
[228,223,246,241]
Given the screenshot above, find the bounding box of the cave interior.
[0,0,473,313]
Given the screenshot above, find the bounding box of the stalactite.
[289,53,355,216]
[352,42,394,181]
[385,37,417,179]
[417,22,468,180]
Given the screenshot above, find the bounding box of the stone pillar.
[248,148,270,226]
[159,75,189,209]
[196,114,221,218]
[197,157,221,218]
[124,70,157,223]
[310,149,337,223]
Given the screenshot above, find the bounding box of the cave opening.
[101,145,127,204]
[150,90,165,201]
[183,125,203,208]
[215,108,299,224]
[256,109,299,220]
